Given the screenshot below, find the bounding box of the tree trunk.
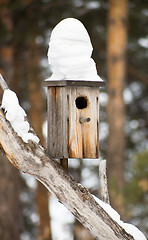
[26,40,52,240]
[0,154,23,240]
[0,2,23,239]
[107,0,128,216]
[0,0,14,87]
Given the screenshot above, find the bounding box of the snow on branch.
[0,75,39,144]
[0,74,146,240]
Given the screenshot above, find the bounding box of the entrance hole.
[75,96,88,109]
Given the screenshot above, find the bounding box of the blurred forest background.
[0,0,148,240]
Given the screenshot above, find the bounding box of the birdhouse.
[45,79,105,159]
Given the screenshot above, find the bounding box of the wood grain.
[47,85,100,159]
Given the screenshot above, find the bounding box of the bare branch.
[99,159,110,204]
[0,108,135,240]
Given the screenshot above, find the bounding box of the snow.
[49,195,74,240]
[123,88,133,104]
[47,18,103,81]
[86,1,100,9]
[1,89,39,144]
[93,195,147,240]
[138,37,148,48]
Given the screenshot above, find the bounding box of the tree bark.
[0,154,23,240]
[107,0,128,216]
[99,160,110,204]
[0,104,135,240]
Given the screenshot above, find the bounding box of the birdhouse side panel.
[47,87,68,158]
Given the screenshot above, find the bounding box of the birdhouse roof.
[44,80,106,87]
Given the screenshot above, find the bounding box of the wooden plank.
[62,87,69,158]
[68,87,83,158]
[44,80,106,88]
[47,86,70,159]
[47,85,100,159]
[78,87,99,158]
[55,87,64,157]
[47,87,56,157]
[47,87,66,158]
[68,86,99,158]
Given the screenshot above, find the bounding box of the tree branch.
[0,75,137,240]
[99,160,110,204]
[0,109,135,240]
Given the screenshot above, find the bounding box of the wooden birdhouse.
[45,80,105,159]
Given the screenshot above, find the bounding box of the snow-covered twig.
[99,159,110,204]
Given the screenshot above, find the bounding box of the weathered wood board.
[46,80,105,159]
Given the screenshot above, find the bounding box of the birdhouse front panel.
[68,87,99,158]
[45,80,105,159]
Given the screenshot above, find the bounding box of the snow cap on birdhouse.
[45,18,105,159]
[47,18,103,82]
